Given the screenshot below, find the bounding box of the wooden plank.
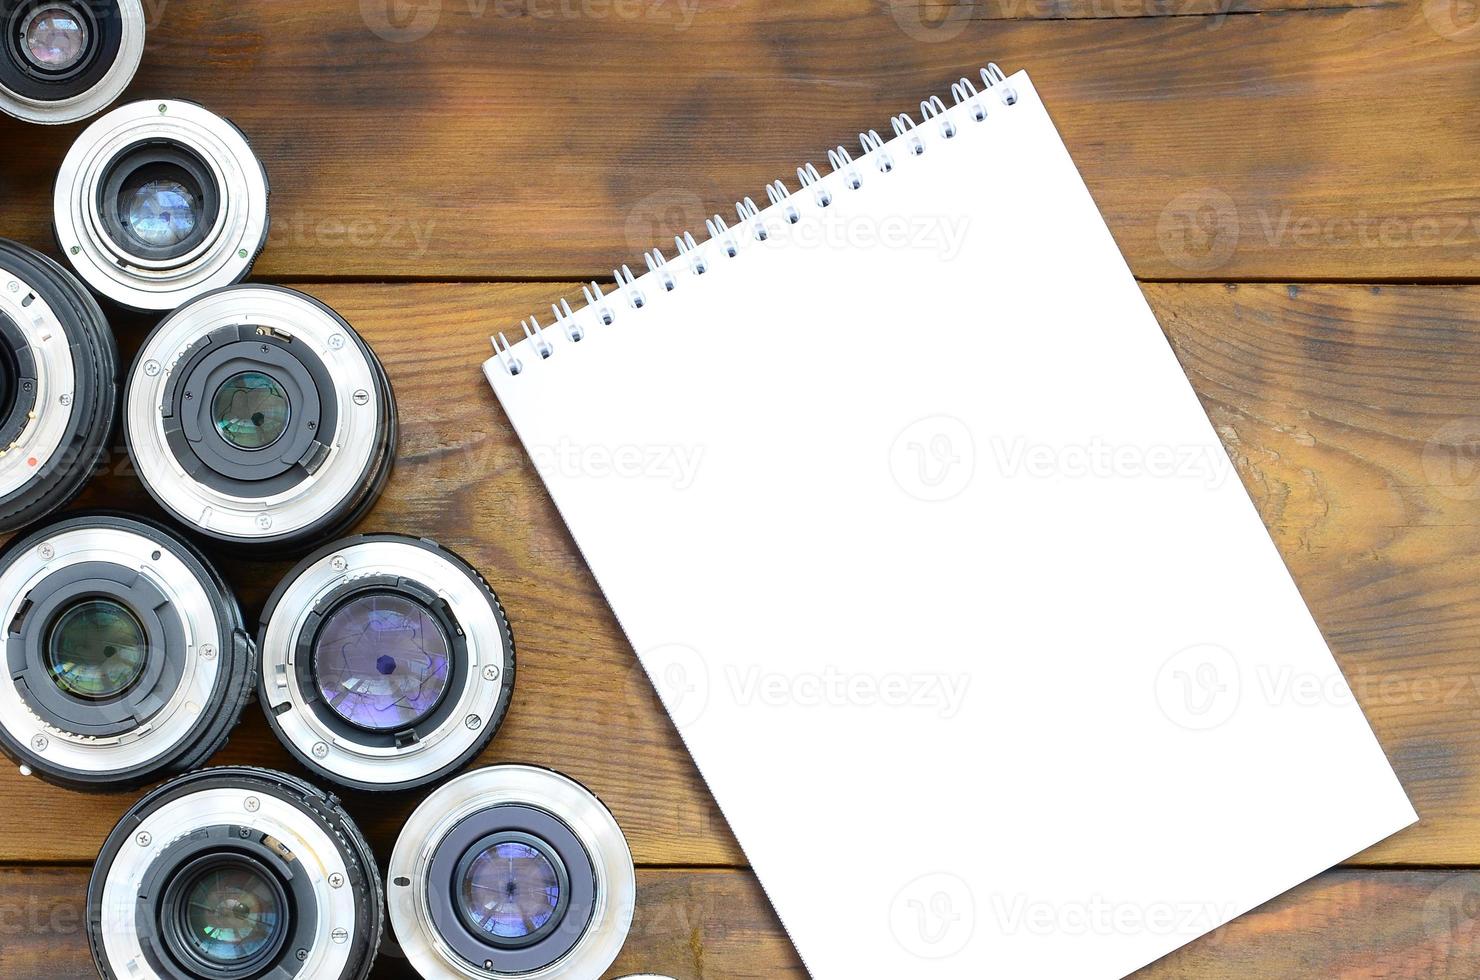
[0,281,743,868]
[0,281,1478,868]
[0,1,1475,281]
[0,866,806,979]
[5,865,1480,977]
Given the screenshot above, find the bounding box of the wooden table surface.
[1,1,1478,977]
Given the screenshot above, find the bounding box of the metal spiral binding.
[491,63,1016,375]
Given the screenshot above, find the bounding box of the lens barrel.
[0,0,144,124]
[388,765,636,980]
[0,238,118,532]
[55,99,270,311]
[0,513,253,790]
[88,766,384,980]
[259,534,515,792]
[125,285,396,554]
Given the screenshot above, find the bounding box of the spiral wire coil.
[491,64,1016,378]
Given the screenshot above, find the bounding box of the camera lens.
[88,766,384,980]
[1,0,144,124]
[125,285,396,553]
[55,99,270,311]
[0,514,254,790]
[388,766,636,980]
[0,238,117,533]
[259,535,515,792]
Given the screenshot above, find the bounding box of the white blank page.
[484,71,1415,979]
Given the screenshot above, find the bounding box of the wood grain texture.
[0,280,1476,873]
[0,866,807,979]
[1,1,1477,281]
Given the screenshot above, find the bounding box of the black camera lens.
[0,514,254,791]
[125,286,396,553]
[88,767,384,980]
[388,766,636,980]
[1,0,143,124]
[259,535,515,792]
[56,100,270,311]
[0,239,117,534]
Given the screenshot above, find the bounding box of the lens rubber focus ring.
[0,239,118,533]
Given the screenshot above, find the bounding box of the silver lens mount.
[0,0,145,124]
[0,238,117,531]
[388,765,637,980]
[260,535,515,792]
[88,767,384,980]
[55,99,269,310]
[125,285,396,552]
[0,514,253,790]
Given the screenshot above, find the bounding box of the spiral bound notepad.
[482,67,1415,978]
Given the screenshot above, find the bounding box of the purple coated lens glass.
[460,841,562,940]
[312,592,452,731]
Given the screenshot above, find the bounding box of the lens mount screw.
[200,643,216,660]
[296,950,309,962]
[483,665,500,681]
[245,796,261,812]
[331,928,349,945]
[465,715,482,730]
[144,359,161,377]
[328,334,345,350]
[135,832,152,847]
[353,389,370,406]
[29,734,47,752]
[157,103,167,113]
[256,514,273,530]
[330,555,348,572]
[328,872,344,888]
[312,742,329,759]
[37,544,54,560]
[5,281,16,293]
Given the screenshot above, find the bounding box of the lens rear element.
[212,370,292,452]
[45,597,148,700]
[312,591,452,732]
[20,5,89,71]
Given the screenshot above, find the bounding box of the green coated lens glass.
[45,599,147,700]
[212,371,291,451]
[183,866,282,963]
